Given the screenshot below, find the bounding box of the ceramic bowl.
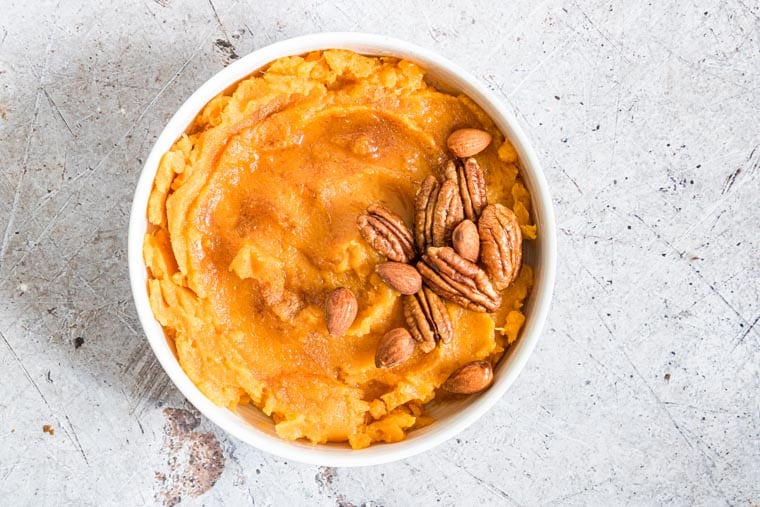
[128,32,556,467]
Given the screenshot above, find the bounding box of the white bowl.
[128,32,557,467]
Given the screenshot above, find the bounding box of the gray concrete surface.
[1,0,758,505]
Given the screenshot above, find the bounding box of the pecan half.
[357,204,416,263]
[478,204,522,290]
[432,179,464,247]
[403,293,435,352]
[414,173,463,251]
[422,287,453,345]
[443,159,458,181]
[403,287,453,352]
[414,176,439,252]
[417,246,501,312]
[456,158,487,221]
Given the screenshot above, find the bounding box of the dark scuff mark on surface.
[123,341,173,417]
[317,467,360,506]
[721,167,741,194]
[73,336,84,349]
[336,496,357,507]
[207,0,239,66]
[214,38,239,64]
[315,466,337,491]
[155,407,225,506]
[721,143,759,195]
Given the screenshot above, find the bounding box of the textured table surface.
[1,0,758,505]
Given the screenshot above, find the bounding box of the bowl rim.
[128,32,557,467]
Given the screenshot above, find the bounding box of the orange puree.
[144,50,535,448]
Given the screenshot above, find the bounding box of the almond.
[447,128,492,158]
[375,262,422,295]
[325,287,358,337]
[452,219,479,262]
[441,360,494,394]
[375,328,416,368]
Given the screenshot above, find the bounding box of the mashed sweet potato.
[144,50,535,448]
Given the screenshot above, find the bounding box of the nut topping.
[414,176,439,252]
[432,179,464,247]
[422,287,453,345]
[415,175,464,252]
[358,126,529,359]
[441,360,494,394]
[447,128,492,158]
[417,246,501,312]
[324,287,358,337]
[403,287,453,353]
[443,159,458,181]
[452,219,479,262]
[458,158,488,221]
[375,262,422,295]
[444,158,486,220]
[375,328,416,368]
[478,204,522,290]
[357,204,416,263]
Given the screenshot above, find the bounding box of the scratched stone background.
[0,0,758,505]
